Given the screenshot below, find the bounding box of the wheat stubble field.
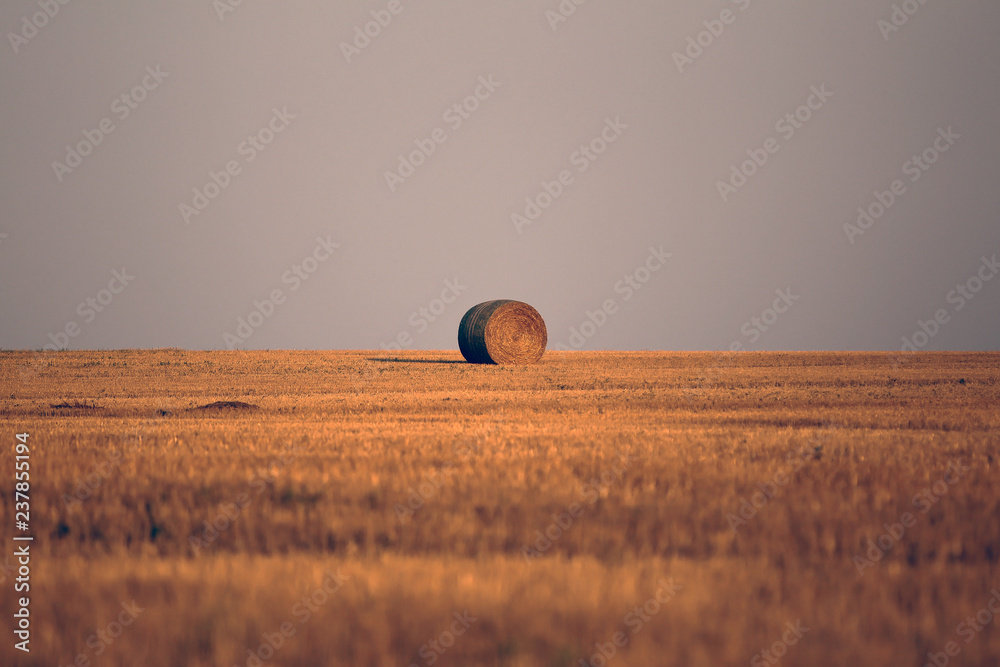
[1,349,998,667]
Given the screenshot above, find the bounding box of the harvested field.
[1,349,998,666]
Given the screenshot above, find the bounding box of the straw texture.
[457,300,547,364]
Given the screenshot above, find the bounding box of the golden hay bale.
[458,300,547,364]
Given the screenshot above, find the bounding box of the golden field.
[1,349,998,667]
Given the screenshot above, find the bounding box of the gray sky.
[1,0,997,352]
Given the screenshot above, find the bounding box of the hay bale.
[458,300,547,364]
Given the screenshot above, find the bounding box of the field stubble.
[1,349,998,666]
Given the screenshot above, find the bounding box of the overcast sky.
[1,0,997,352]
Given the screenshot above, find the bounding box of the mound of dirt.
[190,401,260,411]
[50,401,103,410]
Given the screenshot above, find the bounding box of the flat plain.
[1,349,998,667]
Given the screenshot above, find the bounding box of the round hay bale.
[458,300,547,364]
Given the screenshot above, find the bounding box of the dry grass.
[0,349,998,666]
